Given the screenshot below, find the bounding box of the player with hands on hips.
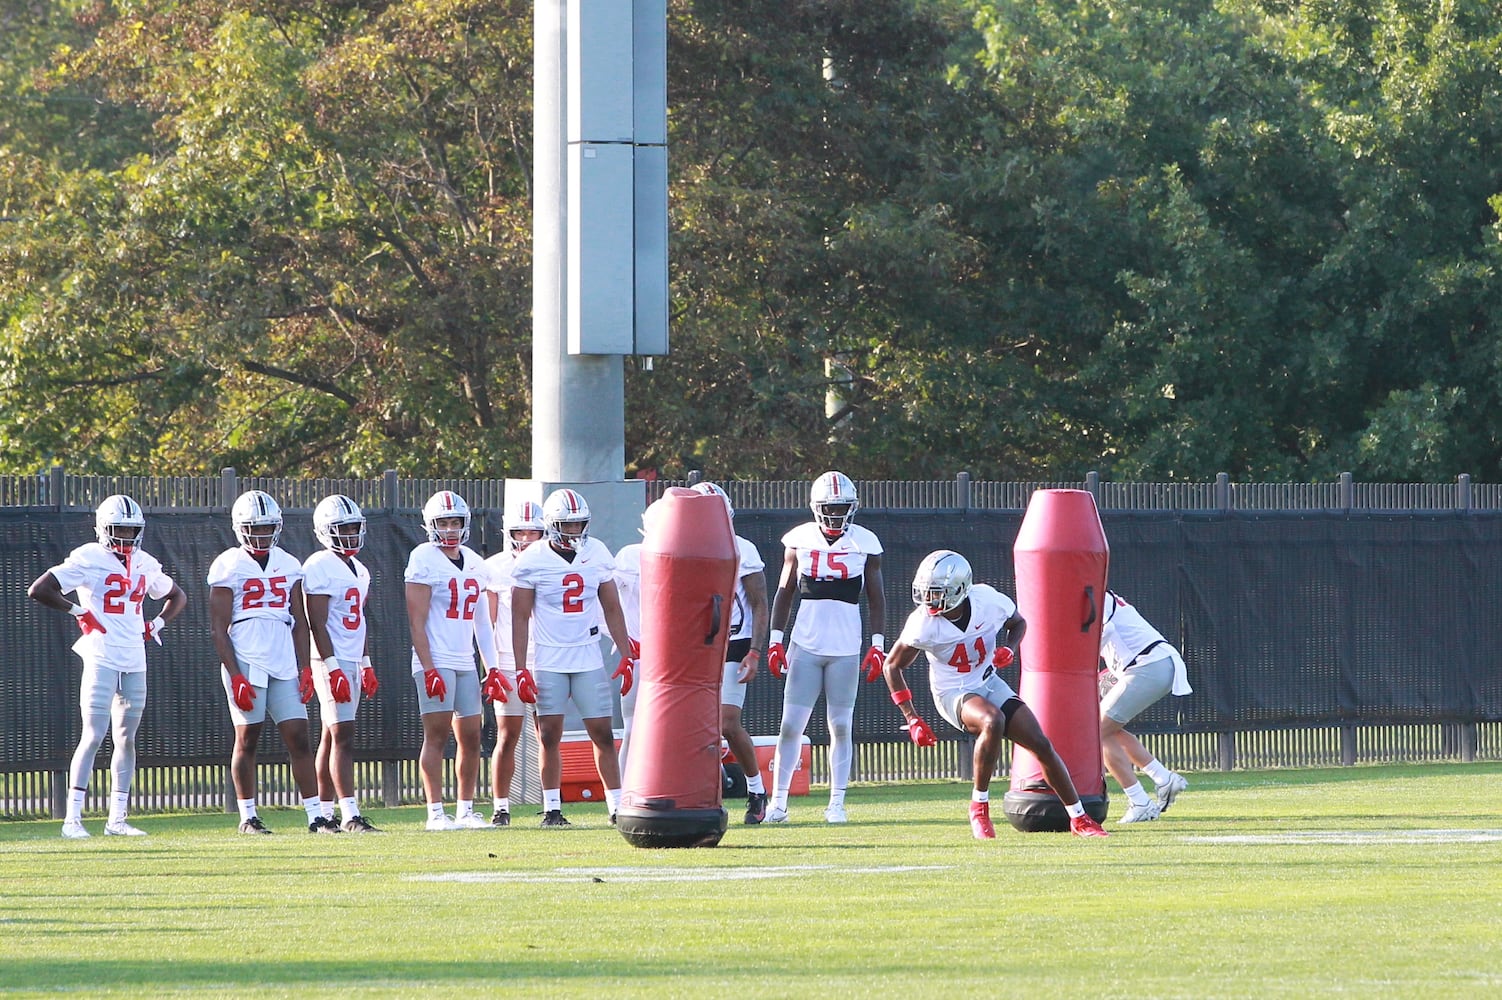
[406,491,500,831]
[692,482,773,824]
[1098,590,1192,822]
[765,471,885,824]
[209,490,327,834]
[511,489,636,827]
[28,495,187,838]
[481,500,546,827]
[884,550,1108,839]
[302,495,380,833]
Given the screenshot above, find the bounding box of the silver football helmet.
[422,490,471,547]
[810,470,858,537]
[912,549,972,615]
[503,500,546,552]
[691,481,734,519]
[231,490,284,554]
[542,488,591,552]
[95,494,145,554]
[313,494,366,556]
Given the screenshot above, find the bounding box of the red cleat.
[969,801,996,840]
[1070,813,1109,838]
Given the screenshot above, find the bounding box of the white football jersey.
[484,548,532,667]
[207,546,305,680]
[729,535,766,642]
[512,537,616,672]
[780,521,883,656]
[612,543,642,641]
[50,542,176,672]
[302,550,370,663]
[1100,591,1193,695]
[896,583,1017,706]
[404,542,491,673]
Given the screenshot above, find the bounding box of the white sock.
[68,788,86,822]
[338,797,360,823]
[302,796,322,823]
[543,788,562,811]
[746,772,765,795]
[237,798,257,822]
[426,801,447,821]
[604,787,621,814]
[109,790,130,824]
[457,799,474,819]
[492,797,510,815]
[320,800,336,820]
[1065,801,1086,819]
[1123,781,1153,807]
[1143,759,1173,785]
[971,789,989,803]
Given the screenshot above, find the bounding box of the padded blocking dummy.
[617,487,739,847]
[1003,489,1110,831]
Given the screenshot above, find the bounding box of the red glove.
[515,667,538,704]
[766,642,787,679]
[298,667,316,704]
[229,672,256,712]
[423,667,447,700]
[328,666,352,704]
[861,646,886,683]
[143,616,165,645]
[628,637,641,659]
[613,657,635,697]
[74,608,107,636]
[992,645,1015,668]
[482,667,512,704]
[905,715,938,747]
[360,660,379,698]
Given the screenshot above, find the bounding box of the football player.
[28,495,187,838]
[765,471,885,823]
[303,494,380,833]
[405,490,500,831]
[609,521,643,778]
[481,500,546,827]
[511,488,636,827]
[209,490,326,834]
[692,482,772,824]
[883,550,1108,839]
[1098,590,1192,822]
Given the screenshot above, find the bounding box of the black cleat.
[540,809,572,828]
[490,809,510,828]
[744,792,768,825]
[310,815,343,834]
[238,816,273,835]
[342,814,380,833]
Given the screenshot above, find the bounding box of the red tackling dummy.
[617,487,739,848]
[1004,489,1110,832]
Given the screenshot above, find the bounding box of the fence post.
[1217,731,1235,771]
[382,759,401,807]
[1215,472,1231,511]
[956,471,970,511]
[1339,724,1357,766]
[1085,470,1100,506]
[1340,472,1353,512]
[384,469,399,511]
[220,467,237,509]
[50,769,67,818]
[1458,473,1472,511]
[1462,723,1478,762]
[686,470,703,486]
[50,464,65,511]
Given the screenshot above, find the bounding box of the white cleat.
[425,814,462,832]
[61,820,90,840]
[1117,802,1162,824]
[453,812,491,829]
[824,804,848,824]
[764,806,789,823]
[104,821,147,837]
[1155,772,1188,812]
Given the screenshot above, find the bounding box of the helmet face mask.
[96,495,145,554]
[232,490,284,555]
[810,471,858,537]
[314,494,366,556]
[912,549,973,616]
[422,491,471,548]
[542,489,591,552]
[504,500,546,553]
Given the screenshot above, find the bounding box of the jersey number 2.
[561,573,586,613]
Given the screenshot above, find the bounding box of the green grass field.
[3,763,1500,998]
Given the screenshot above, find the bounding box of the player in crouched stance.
[210,490,326,834]
[29,495,187,838]
[1098,590,1191,823]
[883,550,1108,839]
[304,494,381,833]
[406,491,501,831]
